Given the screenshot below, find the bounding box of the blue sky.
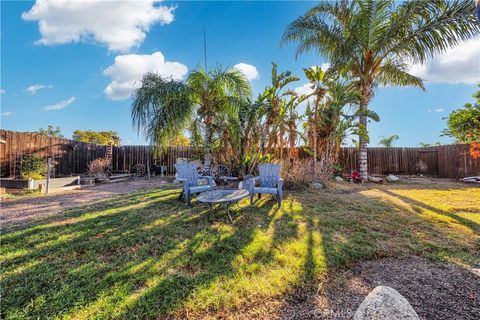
[1,1,478,146]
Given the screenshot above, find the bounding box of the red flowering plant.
[350,170,362,183]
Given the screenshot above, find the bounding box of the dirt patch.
[1,177,177,228]
[279,257,480,320]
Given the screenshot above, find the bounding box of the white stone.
[386,174,400,182]
[354,286,419,320]
[335,176,344,182]
[312,182,324,189]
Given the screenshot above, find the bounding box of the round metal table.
[196,189,249,223]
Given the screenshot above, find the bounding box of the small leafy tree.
[37,125,64,138]
[442,86,480,158]
[73,130,121,146]
[168,134,190,147]
[21,154,46,180]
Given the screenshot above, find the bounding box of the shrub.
[332,163,344,175]
[87,158,111,177]
[21,154,46,180]
[416,159,429,173]
[281,158,329,190]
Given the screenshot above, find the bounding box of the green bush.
[21,154,46,180]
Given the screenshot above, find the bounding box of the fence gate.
[418,150,439,175]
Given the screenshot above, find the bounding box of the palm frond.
[377,60,425,90]
[131,73,194,148]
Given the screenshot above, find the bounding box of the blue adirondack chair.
[175,162,216,207]
[246,163,283,207]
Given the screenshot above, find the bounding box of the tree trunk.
[204,118,213,175]
[312,99,319,176]
[279,127,284,161]
[358,99,369,182]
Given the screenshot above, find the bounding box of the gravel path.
[1,177,175,228]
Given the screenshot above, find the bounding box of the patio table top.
[196,189,249,204]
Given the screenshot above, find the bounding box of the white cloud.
[295,83,315,96]
[428,108,444,113]
[409,37,480,85]
[22,0,175,52]
[294,63,331,96]
[427,108,432,112]
[435,108,444,113]
[103,51,188,100]
[1,112,13,116]
[0,89,5,94]
[24,84,53,95]
[234,63,259,81]
[43,96,75,111]
[320,63,331,71]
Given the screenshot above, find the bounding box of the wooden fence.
[0,130,105,178]
[0,130,200,177]
[338,145,479,178]
[1,130,479,179]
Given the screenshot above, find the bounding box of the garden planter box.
[0,176,80,190]
[31,176,80,189]
[0,178,29,189]
[79,177,96,185]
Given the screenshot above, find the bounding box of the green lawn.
[1,182,479,319]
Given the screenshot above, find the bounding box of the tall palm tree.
[132,66,251,174]
[282,0,479,181]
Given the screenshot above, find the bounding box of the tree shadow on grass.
[0,187,278,319]
[378,189,480,234]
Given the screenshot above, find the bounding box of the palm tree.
[308,78,379,178]
[187,67,251,173]
[378,135,399,147]
[282,0,479,181]
[302,65,330,169]
[132,66,251,174]
[257,63,300,160]
[284,92,304,159]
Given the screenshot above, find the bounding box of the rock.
[335,176,344,182]
[354,286,419,320]
[386,174,400,182]
[459,176,480,184]
[312,182,324,189]
[368,176,384,184]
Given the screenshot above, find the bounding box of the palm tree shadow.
[378,189,480,234]
[277,209,320,320]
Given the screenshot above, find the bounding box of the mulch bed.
[279,257,480,320]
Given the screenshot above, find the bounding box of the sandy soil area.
[1,177,175,228]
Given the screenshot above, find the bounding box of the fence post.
[46,157,51,194]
